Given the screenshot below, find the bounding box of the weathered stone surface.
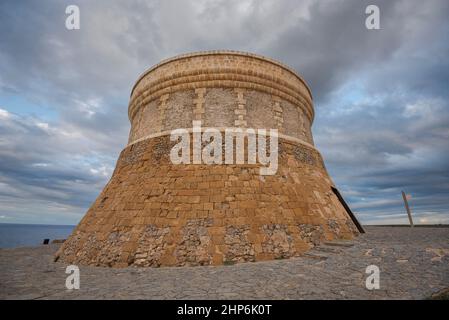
[56,51,360,267]
[298,224,325,246]
[224,225,255,263]
[261,224,295,259]
[132,225,170,267]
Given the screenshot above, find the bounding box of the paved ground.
[0,226,448,300]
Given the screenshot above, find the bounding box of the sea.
[0,223,75,248]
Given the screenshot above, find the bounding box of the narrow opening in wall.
[331,186,365,233]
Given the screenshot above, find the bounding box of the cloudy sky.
[0,0,448,225]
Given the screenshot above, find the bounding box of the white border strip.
[126,128,318,152]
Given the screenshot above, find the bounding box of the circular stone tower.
[56,51,362,267]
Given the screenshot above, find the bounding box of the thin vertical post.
[401,191,414,227]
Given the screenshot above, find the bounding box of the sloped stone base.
[56,136,359,267]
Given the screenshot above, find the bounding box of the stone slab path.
[1,226,448,299]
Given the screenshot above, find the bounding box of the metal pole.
[401,191,414,227]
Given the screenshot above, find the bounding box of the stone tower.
[56,51,362,267]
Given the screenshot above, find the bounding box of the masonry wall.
[57,135,358,267]
[128,51,315,146]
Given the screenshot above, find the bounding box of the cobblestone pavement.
[1,226,448,300]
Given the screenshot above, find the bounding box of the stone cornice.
[130,50,313,98]
[126,127,319,154]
